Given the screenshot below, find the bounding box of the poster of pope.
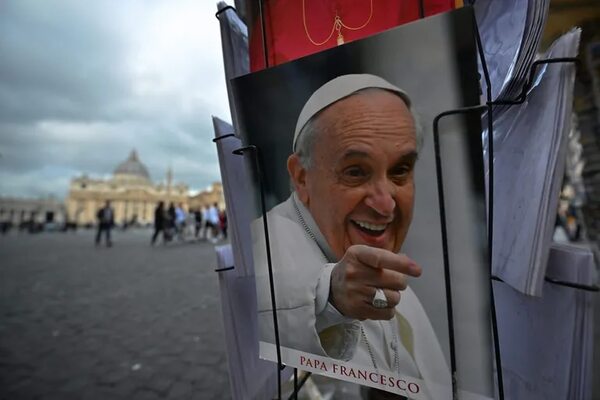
[232,8,495,399]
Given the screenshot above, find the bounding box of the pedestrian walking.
[194,209,203,239]
[207,203,220,242]
[175,203,186,241]
[185,209,195,238]
[219,209,228,240]
[95,200,114,247]
[151,201,166,245]
[165,202,176,242]
[201,206,209,239]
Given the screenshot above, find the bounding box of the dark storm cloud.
[0,1,132,123]
[0,0,230,198]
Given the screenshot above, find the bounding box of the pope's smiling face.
[289,89,417,260]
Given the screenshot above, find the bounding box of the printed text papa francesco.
[300,355,420,394]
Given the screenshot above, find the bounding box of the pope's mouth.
[350,219,388,238]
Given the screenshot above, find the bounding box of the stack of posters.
[215,243,282,400]
[232,8,495,400]
[495,242,595,400]
[213,4,288,399]
[469,0,549,106]
[217,0,249,129]
[213,117,253,277]
[489,29,581,296]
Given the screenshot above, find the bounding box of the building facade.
[66,150,189,226]
[188,182,225,211]
[0,196,66,226]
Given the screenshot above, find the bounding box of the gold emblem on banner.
[302,0,373,46]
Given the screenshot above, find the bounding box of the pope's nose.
[364,180,396,218]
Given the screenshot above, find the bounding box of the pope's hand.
[329,244,422,320]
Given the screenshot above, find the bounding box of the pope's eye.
[338,164,371,186]
[390,164,413,182]
[392,166,409,176]
[344,166,366,177]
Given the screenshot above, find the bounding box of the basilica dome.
[113,150,151,183]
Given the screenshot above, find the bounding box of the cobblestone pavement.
[0,230,232,400]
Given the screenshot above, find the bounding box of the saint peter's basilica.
[66,150,191,226]
[1,150,224,228]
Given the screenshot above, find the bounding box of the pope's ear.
[287,154,309,204]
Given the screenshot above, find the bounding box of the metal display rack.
[215,2,598,399]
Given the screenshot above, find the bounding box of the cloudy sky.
[0,0,232,199]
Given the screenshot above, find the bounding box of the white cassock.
[253,193,451,399]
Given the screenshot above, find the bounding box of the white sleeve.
[314,263,361,361]
[315,263,355,331]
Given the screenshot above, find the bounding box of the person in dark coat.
[219,209,228,239]
[95,200,114,247]
[151,201,166,245]
[165,202,176,241]
[194,209,203,239]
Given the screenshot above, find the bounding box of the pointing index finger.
[350,245,421,277]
